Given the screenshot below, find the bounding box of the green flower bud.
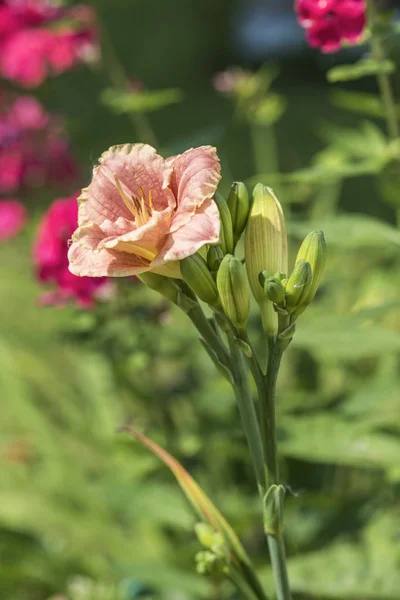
[285,259,312,313]
[294,231,327,314]
[265,277,286,306]
[214,193,234,255]
[195,550,229,577]
[217,255,250,330]
[181,254,219,306]
[138,272,179,303]
[227,181,250,245]
[195,523,226,554]
[195,523,216,549]
[207,245,224,272]
[245,185,288,334]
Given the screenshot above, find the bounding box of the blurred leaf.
[280,414,400,469]
[291,214,400,251]
[287,512,400,598]
[320,121,387,159]
[327,59,395,82]
[252,94,287,126]
[294,314,400,360]
[378,161,400,208]
[331,89,400,119]
[102,88,183,114]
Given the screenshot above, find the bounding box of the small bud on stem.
[227,181,250,245]
[217,255,250,330]
[181,254,219,306]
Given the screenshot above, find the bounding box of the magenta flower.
[0,198,27,241]
[0,93,77,194]
[0,1,98,87]
[68,144,221,278]
[295,0,366,53]
[34,194,109,307]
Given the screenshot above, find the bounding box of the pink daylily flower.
[68,144,221,278]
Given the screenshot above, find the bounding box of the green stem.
[366,0,399,139]
[235,328,292,599]
[263,336,292,600]
[263,336,283,488]
[267,537,292,600]
[95,5,159,146]
[238,330,270,469]
[186,304,231,375]
[251,124,279,176]
[227,332,266,497]
[229,567,265,600]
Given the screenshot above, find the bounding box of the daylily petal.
[153,198,220,264]
[69,234,149,277]
[79,143,175,229]
[167,146,221,232]
[100,207,173,253]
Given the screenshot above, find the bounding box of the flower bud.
[207,245,224,272]
[285,259,312,313]
[195,550,229,577]
[245,185,288,334]
[195,523,224,551]
[181,253,219,306]
[138,272,179,303]
[265,277,286,306]
[217,255,250,330]
[294,231,327,314]
[214,193,234,255]
[227,181,250,245]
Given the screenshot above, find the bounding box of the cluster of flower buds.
[259,230,326,330]
[178,182,251,326]
[178,180,326,344]
[194,523,230,577]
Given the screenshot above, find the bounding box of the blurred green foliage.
[1,1,400,599]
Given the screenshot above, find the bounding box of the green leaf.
[280,414,400,469]
[331,89,400,119]
[291,214,400,251]
[287,512,400,598]
[252,94,287,126]
[294,314,400,360]
[102,87,183,114]
[121,426,270,600]
[327,59,395,82]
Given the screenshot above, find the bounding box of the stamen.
[114,174,138,219]
[114,175,154,227]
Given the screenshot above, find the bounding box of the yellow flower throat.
[114,174,154,228]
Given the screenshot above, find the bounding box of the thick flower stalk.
[295,0,366,53]
[67,143,327,600]
[68,144,221,278]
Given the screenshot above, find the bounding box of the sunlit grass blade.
[120,425,270,600]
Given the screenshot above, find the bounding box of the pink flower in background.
[0,1,99,87]
[0,198,27,241]
[0,93,77,194]
[34,194,109,307]
[295,0,366,53]
[212,67,251,95]
[68,144,221,278]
